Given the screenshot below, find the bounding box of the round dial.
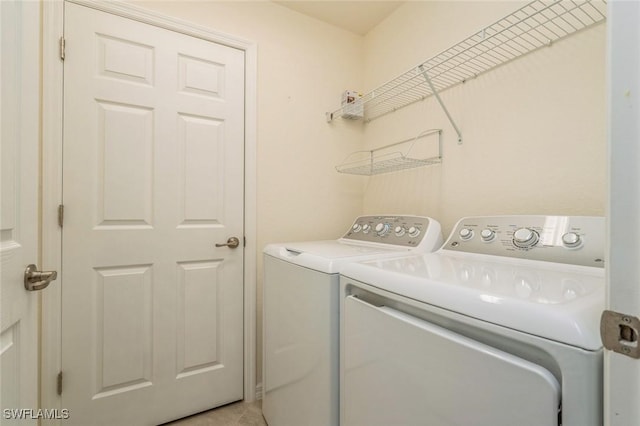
[408,226,421,238]
[375,223,390,236]
[562,232,582,248]
[459,228,474,241]
[352,224,362,233]
[513,228,539,248]
[480,229,495,242]
[362,224,371,234]
[394,226,406,237]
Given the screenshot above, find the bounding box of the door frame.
[605,0,640,423]
[41,0,258,416]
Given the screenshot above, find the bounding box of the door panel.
[94,265,153,397]
[176,260,223,376]
[62,3,245,424]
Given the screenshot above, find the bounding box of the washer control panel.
[443,215,605,267]
[342,215,437,248]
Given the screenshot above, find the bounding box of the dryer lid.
[341,251,605,350]
[264,240,409,274]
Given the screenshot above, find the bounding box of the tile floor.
[165,400,266,426]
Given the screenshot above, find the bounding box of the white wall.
[130,0,365,385]
[361,1,607,236]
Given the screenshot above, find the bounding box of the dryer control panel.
[341,215,442,250]
[443,215,605,268]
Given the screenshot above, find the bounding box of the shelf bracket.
[418,65,463,145]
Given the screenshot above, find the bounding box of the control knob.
[362,224,371,234]
[480,229,495,242]
[395,226,406,237]
[513,228,539,248]
[375,223,391,236]
[352,223,362,233]
[562,232,582,248]
[459,228,474,241]
[408,226,421,238]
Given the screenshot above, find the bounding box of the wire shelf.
[336,129,442,176]
[327,0,607,123]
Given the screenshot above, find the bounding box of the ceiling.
[274,1,405,35]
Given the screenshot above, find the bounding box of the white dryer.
[340,215,605,426]
[262,215,443,426]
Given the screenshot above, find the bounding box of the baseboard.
[255,382,263,400]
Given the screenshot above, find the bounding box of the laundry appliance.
[262,215,443,426]
[340,215,605,426]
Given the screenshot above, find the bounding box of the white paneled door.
[61,3,245,424]
[1,1,40,422]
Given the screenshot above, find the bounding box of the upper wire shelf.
[326,0,607,124]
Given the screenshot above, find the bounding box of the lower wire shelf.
[336,129,442,176]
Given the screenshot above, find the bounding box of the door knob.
[24,264,58,291]
[215,237,240,249]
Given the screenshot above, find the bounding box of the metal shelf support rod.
[418,65,463,145]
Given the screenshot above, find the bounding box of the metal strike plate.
[601,310,640,359]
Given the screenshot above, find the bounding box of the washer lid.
[264,240,409,274]
[341,251,605,350]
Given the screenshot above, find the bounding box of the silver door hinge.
[57,371,63,395]
[601,310,640,359]
[58,204,64,228]
[59,37,65,61]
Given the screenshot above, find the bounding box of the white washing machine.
[262,215,443,426]
[340,215,605,426]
